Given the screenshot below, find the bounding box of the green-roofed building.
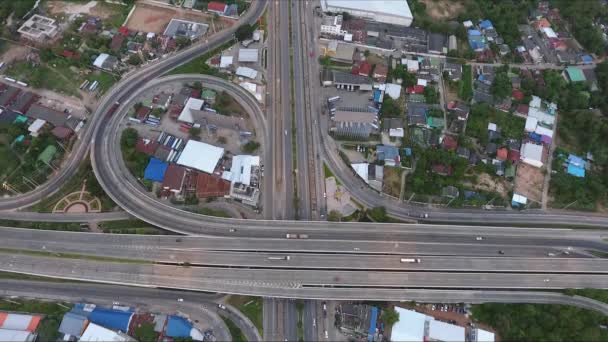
[14,115,27,124]
[201,89,217,102]
[427,116,445,129]
[37,145,57,165]
[505,164,516,179]
[564,67,586,83]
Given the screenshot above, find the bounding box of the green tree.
[235,23,255,41]
[127,54,142,66]
[175,36,191,49]
[368,206,388,222]
[242,141,260,153]
[327,210,342,222]
[424,86,439,104]
[189,127,201,139]
[380,97,402,117]
[491,68,512,100]
[120,128,139,150]
[381,308,400,327]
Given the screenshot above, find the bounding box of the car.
[229,228,236,232]
[177,298,184,302]
[476,236,483,241]
[498,250,505,255]
[547,252,556,257]
[354,247,360,251]
[324,330,328,339]
[284,130,288,136]
[313,318,316,327]
[323,192,327,198]
[112,301,120,305]
[218,304,226,309]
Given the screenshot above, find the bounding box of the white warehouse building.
[320,0,413,27]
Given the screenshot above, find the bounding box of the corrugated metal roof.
[238,49,258,62]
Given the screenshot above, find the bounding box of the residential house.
[333,71,372,91]
[443,62,462,81]
[373,64,388,83]
[448,101,470,120]
[432,163,453,176]
[376,145,400,166]
[207,1,227,15]
[352,61,371,77]
[18,15,58,42]
[520,142,544,167]
[441,134,458,151]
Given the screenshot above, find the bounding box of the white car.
[177,298,184,302]
[323,192,327,198]
[476,236,483,241]
[218,304,226,310]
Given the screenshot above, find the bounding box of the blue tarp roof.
[567,154,585,167]
[479,20,493,29]
[70,303,93,318]
[468,29,482,36]
[374,89,383,103]
[89,307,133,332]
[166,316,192,338]
[582,55,593,64]
[367,307,378,342]
[404,147,412,156]
[528,132,541,142]
[144,157,168,182]
[567,164,585,178]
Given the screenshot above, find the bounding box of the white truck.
[400,258,421,263]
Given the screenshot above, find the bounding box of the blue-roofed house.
[166,316,193,338]
[479,20,493,29]
[566,154,585,178]
[367,307,378,342]
[468,32,486,51]
[581,55,593,64]
[144,157,169,182]
[468,29,481,36]
[88,307,133,332]
[376,145,400,166]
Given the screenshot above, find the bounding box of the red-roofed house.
[196,172,231,198]
[550,39,567,50]
[118,26,130,36]
[135,106,151,122]
[135,138,159,155]
[496,147,508,161]
[62,50,80,59]
[516,104,529,115]
[432,163,453,176]
[162,164,187,195]
[406,85,425,94]
[110,34,125,51]
[352,61,371,77]
[373,64,388,83]
[508,149,521,162]
[51,126,73,140]
[207,1,227,15]
[442,135,458,151]
[511,89,524,100]
[533,18,551,30]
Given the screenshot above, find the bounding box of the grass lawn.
[467,103,525,145]
[227,296,263,336]
[198,207,232,218]
[99,219,166,235]
[6,60,81,98]
[88,71,119,94]
[98,1,134,29]
[0,220,83,231]
[0,144,19,179]
[221,316,247,342]
[168,41,232,76]
[0,299,71,342]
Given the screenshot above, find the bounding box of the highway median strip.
[0,248,153,265]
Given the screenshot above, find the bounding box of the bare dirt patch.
[46,1,121,19]
[470,172,511,198]
[126,3,233,34]
[514,163,544,203]
[383,166,403,198]
[0,44,31,64]
[420,0,464,20]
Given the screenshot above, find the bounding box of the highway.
[0,226,607,298]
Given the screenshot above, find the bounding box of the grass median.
[0,247,152,265]
[227,295,263,336]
